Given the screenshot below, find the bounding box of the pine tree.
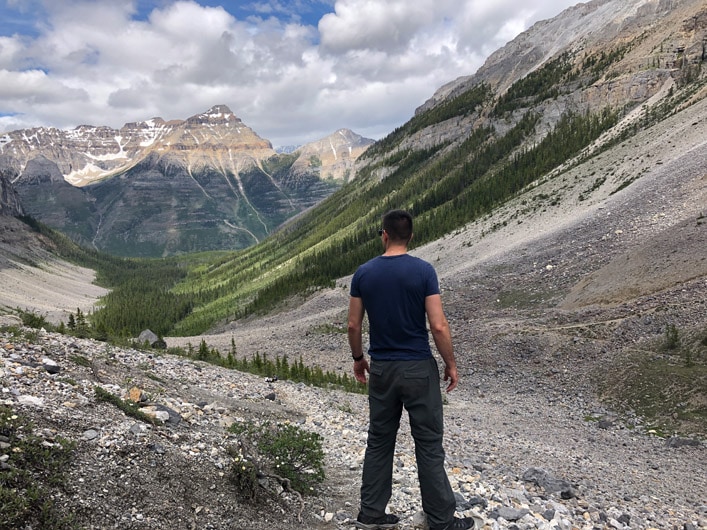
[197,339,210,361]
[74,308,90,338]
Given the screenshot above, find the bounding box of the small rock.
[83,429,100,441]
[42,357,61,374]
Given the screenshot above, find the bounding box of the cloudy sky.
[0,0,579,148]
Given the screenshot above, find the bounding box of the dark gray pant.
[360,357,455,528]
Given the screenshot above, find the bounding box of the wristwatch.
[352,353,364,361]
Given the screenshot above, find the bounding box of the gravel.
[2,320,705,530]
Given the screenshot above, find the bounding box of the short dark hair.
[382,210,413,242]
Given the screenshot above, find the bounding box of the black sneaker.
[436,516,475,530]
[353,512,400,529]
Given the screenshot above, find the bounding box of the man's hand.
[353,358,370,384]
[443,364,459,392]
[426,294,458,392]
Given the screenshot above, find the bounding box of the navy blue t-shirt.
[350,254,439,360]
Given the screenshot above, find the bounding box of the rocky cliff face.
[1,105,371,256]
[1,105,275,187]
[405,0,707,152]
[0,168,23,217]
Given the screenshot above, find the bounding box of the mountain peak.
[187,105,242,126]
[1,107,374,256]
[290,128,374,182]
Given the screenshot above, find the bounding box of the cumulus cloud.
[0,69,87,104]
[319,0,446,53]
[0,0,578,146]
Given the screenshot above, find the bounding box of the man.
[348,210,473,530]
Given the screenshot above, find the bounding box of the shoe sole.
[353,522,398,530]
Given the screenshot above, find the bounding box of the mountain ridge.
[1,105,373,256]
[402,0,705,158]
[1,104,274,186]
[419,0,702,112]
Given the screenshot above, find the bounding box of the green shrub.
[228,420,325,497]
[665,323,680,350]
[69,354,92,367]
[16,308,54,331]
[258,422,325,493]
[0,406,77,530]
[229,454,259,500]
[93,386,158,425]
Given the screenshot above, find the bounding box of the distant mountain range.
[0,105,373,256]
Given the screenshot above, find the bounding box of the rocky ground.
[1,309,705,530]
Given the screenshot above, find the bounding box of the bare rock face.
[411,0,707,152]
[422,0,705,108]
[0,168,23,217]
[290,129,374,183]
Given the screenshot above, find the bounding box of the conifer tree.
[197,339,210,361]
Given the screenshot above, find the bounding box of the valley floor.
[0,259,107,324]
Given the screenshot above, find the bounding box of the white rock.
[17,394,44,407]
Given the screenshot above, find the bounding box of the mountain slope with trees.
[152,0,706,337]
[3,0,704,340]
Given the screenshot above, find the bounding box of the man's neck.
[383,245,408,256]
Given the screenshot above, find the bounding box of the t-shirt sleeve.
[350,268,362,297]
[425,263,440,297]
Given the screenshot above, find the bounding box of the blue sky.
[0,1,336,37]
[0,0,579,147]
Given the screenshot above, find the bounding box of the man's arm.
[348,296,369,383]
[425,293,458,392]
